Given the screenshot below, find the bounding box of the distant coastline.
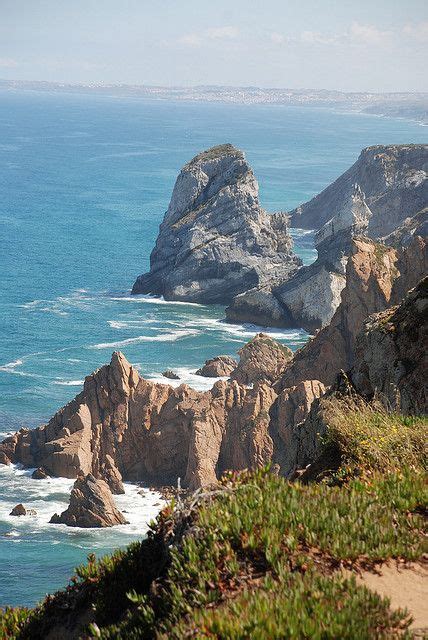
[1,79,427,125]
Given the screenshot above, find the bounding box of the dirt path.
[347,561,427,633]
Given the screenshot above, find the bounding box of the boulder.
[49,473,128,528]
[132,144,301,303]
[10,503,27,516]
[226,286,290,328]
[162,370,180,380]
[231,333,293,385]
[195,355,237,377]
[32,467,49,479]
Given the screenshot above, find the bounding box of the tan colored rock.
[273,380,326,476]
[50,473,128,528]
[279,238,400,387]
[0,451,11,465]
[231,333,293,385]
[195,355,237,378]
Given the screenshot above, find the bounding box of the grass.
[318,396,427,478]
[2,404,426,639]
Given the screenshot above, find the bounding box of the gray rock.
[132,144,301,304]
[278,145,428,331]
[162,370,180,380]
[290,144,428,235]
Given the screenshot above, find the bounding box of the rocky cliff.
[279,235,427,388]
[2,242,426,489]
[132,144,301,304]
[229,145,427,331]
[351,276,428,415]
[290,144,428,234]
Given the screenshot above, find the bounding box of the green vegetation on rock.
[2,406,426,639]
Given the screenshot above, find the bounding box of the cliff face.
[271,145,428,331]
[132,144,301,304]
[290,144,428,234]
[279,235,427,388]
[351,276,428,415]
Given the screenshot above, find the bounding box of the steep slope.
[132,144,301,304]
[262,144,428,331]
[290,144,428,233]
[279,236,427,388]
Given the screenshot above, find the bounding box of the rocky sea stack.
[50,473,128,528]
[132,144,301,303]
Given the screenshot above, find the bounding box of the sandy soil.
[347,561,428,633]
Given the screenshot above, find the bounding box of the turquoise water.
[0,90,426,607]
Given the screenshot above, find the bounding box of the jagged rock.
[32,467,49,479]
[195,355,237,377]
[132,144,301,303]
[231,333,293,385]
[162,370,180,380]
[279,236,426,388]
[272,380,326,477]
[277,145,428,331]
[383,207,428,248]
[0,451,11,465]
[290,144,428,234]
[226,286,289,327]
[10,504,27,516]
[351,277,428,414]
[50,473,128,528]
[274,262,346,332]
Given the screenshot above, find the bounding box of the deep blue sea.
[0,89,426,607]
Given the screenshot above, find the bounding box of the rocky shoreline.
[1,142,426,528]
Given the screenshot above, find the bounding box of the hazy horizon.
[1,0,427,93]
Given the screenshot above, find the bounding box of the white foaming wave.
[108,319,157,330]
[89,329,200,350]
[290,227,315,237]
[53,380,84,386]
[0,359,23,370]
[177,317,308,342]
[146,366,227,392]
[0,464,164,537]
[110,294,204,308]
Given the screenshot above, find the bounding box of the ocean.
[0,89,426,607]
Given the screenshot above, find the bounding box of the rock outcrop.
[50,473,128,528]
[32,467,49,479]
[231,333,293,385]
[195,355,237,378]
[132,144,301,303]
[351,277,428,415]
[2,264,425,490]
[162,370,180,380]
[279,236,427,388]
[290,144,428,234]
[10,504,27,516]
[249,144,428,332]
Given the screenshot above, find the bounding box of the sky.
[1,0,427,92]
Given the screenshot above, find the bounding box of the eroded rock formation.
[132,144,301,303]
[351,276,428,414]
[227,145,427,331]
[231,333,293,385]
[279,236,427,388]
[195,355,237,378]
[50,473,128,528]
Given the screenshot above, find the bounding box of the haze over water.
[0,89,426,606]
